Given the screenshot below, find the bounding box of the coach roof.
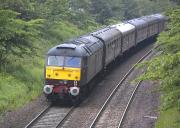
[141,15,159,25]
[91,26,121,42]
[127,18,148,29]
[151,13,167,21]
[112,23,135,35]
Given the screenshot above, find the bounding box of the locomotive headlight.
[43,85,53,94]
[69,87,80,96]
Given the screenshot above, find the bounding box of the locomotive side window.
[47,56,64,66]
[65,57,81,68]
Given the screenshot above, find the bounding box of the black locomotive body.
[43,14,167,104]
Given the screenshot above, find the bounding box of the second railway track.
[89,49,153,128]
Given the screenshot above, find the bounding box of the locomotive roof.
[112,23,135,35]
[77,35,103,54]
[127,18,148,29]
[47,35,103,57]
[91,26,121,42]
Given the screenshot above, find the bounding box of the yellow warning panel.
[46,66,81,81]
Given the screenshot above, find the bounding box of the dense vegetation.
[0,0,88,115]
[0,0,178,127]
[136,6,180,128]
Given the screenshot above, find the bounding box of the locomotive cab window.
[47,56,81,68]
[65,57,81,68]
[47,56,64,66]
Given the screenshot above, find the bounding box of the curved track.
[89,49,152,128]
[25,105,74,128]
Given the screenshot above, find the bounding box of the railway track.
[25,105,75,128]
[89,49,153,128]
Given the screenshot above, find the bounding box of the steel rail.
[55,106,75,128]
[89,49,152,128]
[25,105,51,128]
[117,81,142,128]
[25,105,75,128]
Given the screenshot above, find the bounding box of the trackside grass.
[156,107,180,128]
[0,58,43,115]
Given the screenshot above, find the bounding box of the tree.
[90,0,113,24]
[0,9,43,66]
[135,0,174,16]
[0,0,39,19]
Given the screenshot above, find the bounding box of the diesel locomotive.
[43,14,166,104]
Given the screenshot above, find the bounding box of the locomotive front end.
[43,43,85,102]
[44,56,81,100]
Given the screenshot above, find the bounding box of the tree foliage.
[0,0,177,67]
[0,9,44,66]
[137,6,180,110]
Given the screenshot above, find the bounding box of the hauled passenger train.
[43,14,166,104]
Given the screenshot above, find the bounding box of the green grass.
[156,107,180,128]
[0,20,86,116]
[0,57,43,115]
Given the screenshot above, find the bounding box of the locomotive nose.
[69,87,80,96]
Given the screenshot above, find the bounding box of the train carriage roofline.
[150,13,168,21]
[90,26,121,43]
[140,15,160,24]
[127,18,148,29]
[112,23,135,35]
